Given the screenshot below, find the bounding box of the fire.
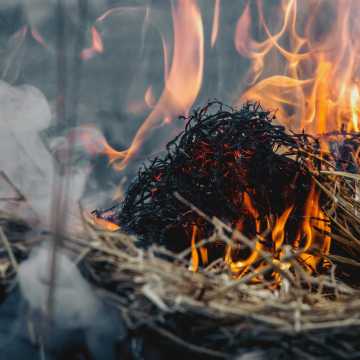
[296,184,331,272]
[70,1,347,284]
[66,126,122,163]
[111,0,204,171]
[78,1,360,168]
[190,225,199,271]
[210,0,221,48]
[235,0,360,135]
[224,192,264,276]
[81,5,149,62]
[74,0,204,171]
[88,214,120,231]
[351,85,360,132]
[272,206,294,251]
[81,26,104,61]
[223,183,330,283]
[190,225,208,272]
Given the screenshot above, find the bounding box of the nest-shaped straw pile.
[2,102,360,358]
[79,102,360,357]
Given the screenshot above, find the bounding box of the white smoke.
[0,78,125,357]
[19,244,99,329]
[0,80,89,229]
[18,244,126,358]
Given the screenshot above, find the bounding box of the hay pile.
[81,102,360,357]
[2,102,360,358]
[74,224,360,358]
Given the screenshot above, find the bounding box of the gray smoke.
[0,79,122,357]
[0,80,90,229]
[18,243,126,358]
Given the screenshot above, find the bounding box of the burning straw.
[3,101,360,357]
[76,101,360,357]
[94,101,339,281]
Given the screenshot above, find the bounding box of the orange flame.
[210,0,221,48]
[78,1,338,284]
[190,224,208,271]
[296,183,331,271]
[272,206,293,251]
[81,26,104,61]
[109,0,204,171]
[351,85,360,132]
[225,192,262,276]
[82,1,204,171]
[144,86,156,108]
[191,225,199,271]
[234,0,360,134]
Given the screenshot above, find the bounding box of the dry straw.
[2,106,360,357]
[73,158,360,357]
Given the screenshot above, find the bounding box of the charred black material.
[95,102,321,259]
